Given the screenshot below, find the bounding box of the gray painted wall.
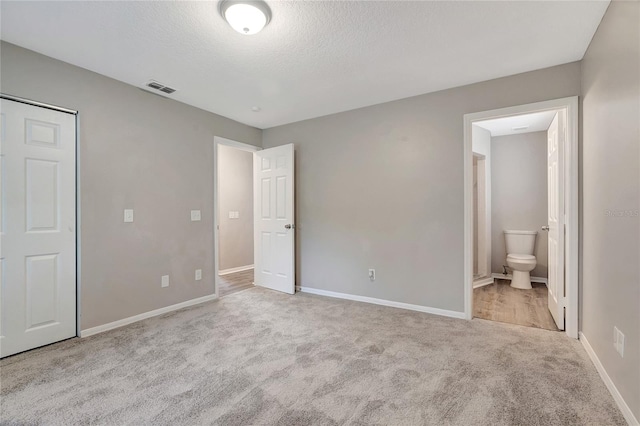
[581,0,640,420]
[218,145,253,271]
[491,132,548,278]
[0,42,262,330]
[263,62,581,313]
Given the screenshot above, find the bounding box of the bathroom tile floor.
[473,279,559,331]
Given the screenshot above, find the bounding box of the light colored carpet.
[0,288,625,425]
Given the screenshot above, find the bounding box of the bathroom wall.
[491,131,548,278]
[218,145,254,271]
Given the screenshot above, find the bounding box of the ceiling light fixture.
[219,0,271,35]
[512,126,529,131]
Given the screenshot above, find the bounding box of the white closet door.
[1,99,76,358]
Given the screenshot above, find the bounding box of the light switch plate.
[617,328,625,357]
[161,275,169,288]
[228,211,234,219]
[234,211,240,219]
[195,269,202,281]
[191,210,201,221]
[124,209,134,223]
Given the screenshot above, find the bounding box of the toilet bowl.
[504,230,537,290]
[506,254,536,289]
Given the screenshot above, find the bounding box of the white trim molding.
[491,273,548,285]
[296,286,466,320]
[473,276,495,288]
[580,332,639,426]
[80,294,218,337]
[463,96,579,339]
[219,264,254,276]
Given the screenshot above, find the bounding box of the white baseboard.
[580,332,639,426]
[80,294,218,338]
[219,265,254,276]
[491,272,548,285]
[473,277,495,288]
[296,286,466,320]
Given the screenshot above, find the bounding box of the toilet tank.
[504,230,537,255]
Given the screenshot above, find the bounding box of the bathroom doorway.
[463,97,579,337]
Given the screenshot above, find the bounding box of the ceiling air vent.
[144,80,177,95]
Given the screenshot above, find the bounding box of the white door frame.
[472,153,490,280]
[463,96,579,338]
[0,93,80,341]
[212,136,260,297]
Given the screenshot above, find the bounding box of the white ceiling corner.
[0,1,609,129]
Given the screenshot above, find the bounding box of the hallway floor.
[218,268,254,297]
[473,279,559,331]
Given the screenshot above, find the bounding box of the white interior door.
[547,111,565,330]
[253,144,295,294]
[1,99,77,358]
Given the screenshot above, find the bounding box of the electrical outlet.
[124,209,134,223]
[161,275,170,288]
[368,269,376,281]
[191,210,201,221]
[195,269,202,281]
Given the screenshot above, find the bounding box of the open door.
[253,144,295,294]
[546,112,565,330]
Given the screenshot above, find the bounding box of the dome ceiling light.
[219,0,272,35]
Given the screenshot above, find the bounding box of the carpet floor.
[0,288,625,425]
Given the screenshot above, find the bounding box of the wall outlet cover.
[191,210,201,221]
[195,269,202,281]
[161,275,170,288]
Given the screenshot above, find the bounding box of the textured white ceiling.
[475,110,558,137]
[1,1,609,129]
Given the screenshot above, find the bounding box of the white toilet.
[504,230,537,289]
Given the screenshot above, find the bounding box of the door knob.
[285,224,295,230]
[541,225,550,231]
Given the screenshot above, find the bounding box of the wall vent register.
[144,80,177,94]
